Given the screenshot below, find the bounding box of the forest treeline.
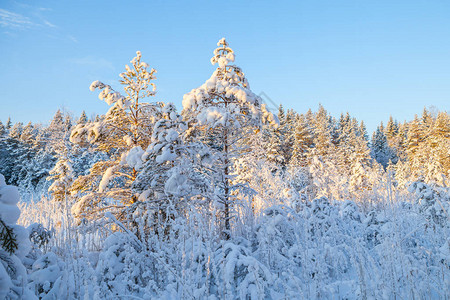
[1,90,448,203]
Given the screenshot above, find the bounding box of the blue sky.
[0,0,449,133]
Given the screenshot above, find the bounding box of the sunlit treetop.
[182,38,278,129]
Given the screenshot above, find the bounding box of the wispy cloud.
[42,19,56,28]
[0,7,57,31]
[68,35,78,43]
[0,6,78,42]
[0,8,33,29]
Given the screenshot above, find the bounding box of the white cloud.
[0,8,34,29]
[0,7,57,30]
[42,19,57,28]
[0,6,80,43]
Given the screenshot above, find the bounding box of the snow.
[126,146,145,170]
[123,135,133,146]
[0,263,12,299]
[0,180,21,224]
[218,56,229,68]
[164,128,179,142]
[89,80,101,92]
[0,174,34,298]
[197,107,228,127]
[71,194,91,216]
[155,147,177,163]
[164,172,187,196]
[99,166,115,193]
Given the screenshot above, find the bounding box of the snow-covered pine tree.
[182,38,278,239]
[70,51,162,222]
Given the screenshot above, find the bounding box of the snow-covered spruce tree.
[405,114,426,180]
[5,117,12,131]
[344,117,373,200]
[289,113,312,168]
[8,122,23,140]
[371,124,392,169]
[46,114,76,204]
[70,51,162,222]
[36,110,71,154]
[0,174,35,299]
[76,110,88,126]
[129,102,200,236]
[47,148,74,203]
[307,106,345,200]
[310,105,334,159]
[0,121,6,137]
[2,122,32,187]
[384,116,402,163]
[182,38,278,239]
[233,127,298,225]
[263,126,284,165]
[19,122,37,146]
[276,104,296,165]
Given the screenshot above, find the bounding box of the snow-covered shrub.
[363,209,388,248]
[28,252,63,299]
[0,174,35,299]
[409,181,449,226]
[28,223,52,249]
[95,232,165,298]
[23,223,53,276]
[255,206,296,271]
[215,239,273,299]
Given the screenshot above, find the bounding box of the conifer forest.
[0,39,449,299]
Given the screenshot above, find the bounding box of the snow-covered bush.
[0,174,35,299]
[28,223,52,249]
[28,252,63,299]
[215,239,273,299]
[95,232,165,298]
[409,181,449,226]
